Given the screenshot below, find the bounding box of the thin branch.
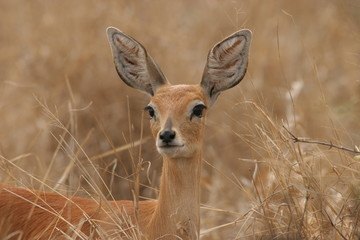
[283,126,360,154]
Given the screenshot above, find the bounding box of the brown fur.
[0,183,157,239]
[0,28,251,239]
[0,85,206,240]
[143,85,207,239]
[0,85,207,240]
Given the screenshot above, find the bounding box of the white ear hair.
[201,29,252,104]
[107,27,169,96]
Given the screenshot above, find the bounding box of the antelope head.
[106,27,252,160]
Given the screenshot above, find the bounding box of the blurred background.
[0,0,359,239]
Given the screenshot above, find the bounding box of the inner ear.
[107,27,169,96]
[201,29,252,105]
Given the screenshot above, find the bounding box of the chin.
[157,146,195,159]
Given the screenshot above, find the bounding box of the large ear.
[106,27,169,96]
[201,29,252,105]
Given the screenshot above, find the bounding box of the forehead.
[150,84,207,107]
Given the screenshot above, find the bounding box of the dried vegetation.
[0,0,359,239]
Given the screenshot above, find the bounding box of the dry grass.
[0,0,359,239]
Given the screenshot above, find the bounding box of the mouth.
[158,144,184,149]
[157,143,190,158]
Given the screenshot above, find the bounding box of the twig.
[283,125,360,154]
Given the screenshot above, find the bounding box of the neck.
[147,151,202,239]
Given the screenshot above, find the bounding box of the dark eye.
[144,105,155,119]
[191,104,207,120]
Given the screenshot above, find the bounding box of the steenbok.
[0,27,251,239]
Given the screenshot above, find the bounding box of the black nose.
[159,130,176,144]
